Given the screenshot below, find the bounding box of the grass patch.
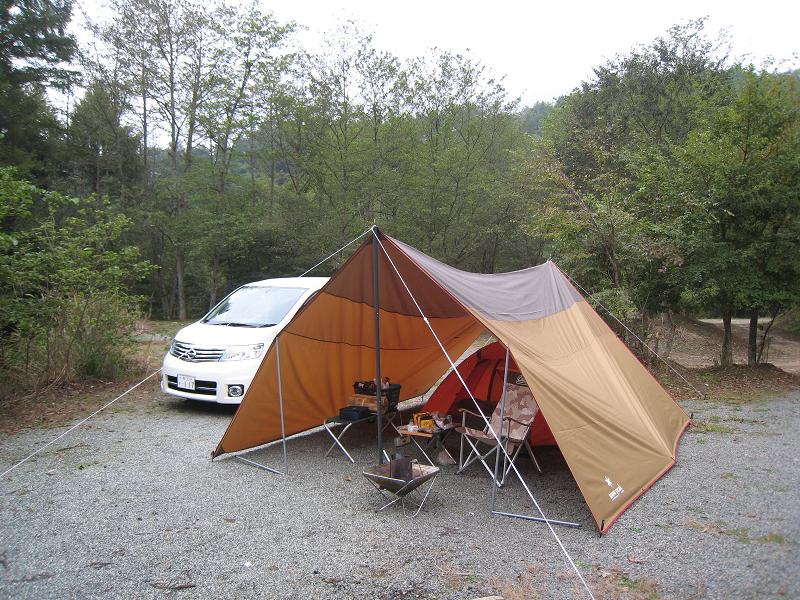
[724,527,752,544]
[721,472,737,480]
[686,520,785,546]
[690,420,735,434]
[592,567,663,599]
[687,506,705,514]
[687,519,727,535]
[724,416,767,424]
[757,533,788,544]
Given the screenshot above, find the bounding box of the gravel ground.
[1,384,797,600]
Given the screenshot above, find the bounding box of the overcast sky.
[265,0,800,104]
[73,0,799,106]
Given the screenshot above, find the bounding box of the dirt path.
[670,319,800,375]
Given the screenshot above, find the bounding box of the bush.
[0,168,153,398]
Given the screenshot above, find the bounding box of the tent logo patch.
[514,374,527,387]
[604,475,624,502]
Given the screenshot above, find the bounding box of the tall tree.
[669,68,800,365]
[0,0,77,177]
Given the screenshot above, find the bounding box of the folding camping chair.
[380,383,403,432]
[456,383,541,486]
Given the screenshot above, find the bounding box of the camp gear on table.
[324,384,404,463]
[394,420,456,466]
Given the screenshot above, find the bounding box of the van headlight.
[220,343,265,361]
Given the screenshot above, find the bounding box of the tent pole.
[232,337,289,476]
[235,455,284,475]
[491,347,511,510]
[276,335,288,475]
[372,227,384,465]
[491,511,581,528]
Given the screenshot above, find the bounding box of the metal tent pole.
[372,227,384,465]
[276,335,288,475]
[491,347,511,509]
[234,336,289,476]
[491,511,581,528]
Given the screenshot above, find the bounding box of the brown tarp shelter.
[213,230,690,532]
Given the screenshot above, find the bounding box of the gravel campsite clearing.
[1,327,799,600]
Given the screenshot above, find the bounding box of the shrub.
[0,168,153,398]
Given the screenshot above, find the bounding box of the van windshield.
[203,286,308,327]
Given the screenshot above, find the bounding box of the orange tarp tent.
[213,230,690,532]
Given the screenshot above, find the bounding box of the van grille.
[166,375,217,395]
[170,341,225,362]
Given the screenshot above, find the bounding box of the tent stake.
[492,510,581,529]
[372,226,384,465]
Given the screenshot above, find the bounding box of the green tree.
[668,68,800,365]
[538,20,731,354]
[0,168,152,396]
[0,0,77,177]
[61,80,143,200]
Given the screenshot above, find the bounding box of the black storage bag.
[339,405,372,421]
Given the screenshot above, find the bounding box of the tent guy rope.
[558,267,706,399]
[1,368,161,479]
[298,227,373,277]
[374,232,596,600]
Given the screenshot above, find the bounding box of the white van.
[160,277,328,404]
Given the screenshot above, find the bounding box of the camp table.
[323,411,377,463]
[394,423,456,466]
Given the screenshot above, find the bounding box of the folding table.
[323,412,376,463]
[393,424,456,466]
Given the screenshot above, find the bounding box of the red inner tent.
[423,341,556,446]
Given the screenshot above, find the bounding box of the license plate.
[177,375,195,390]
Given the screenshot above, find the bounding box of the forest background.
[1,0,799,398]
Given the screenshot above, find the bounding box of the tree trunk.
[720,307,734,367]
[747,308,759,366]
[175,246,187,320]
[662,310,676,360]
[756,308,780,364]
[141,67,148,183]
[208,250,221,310]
